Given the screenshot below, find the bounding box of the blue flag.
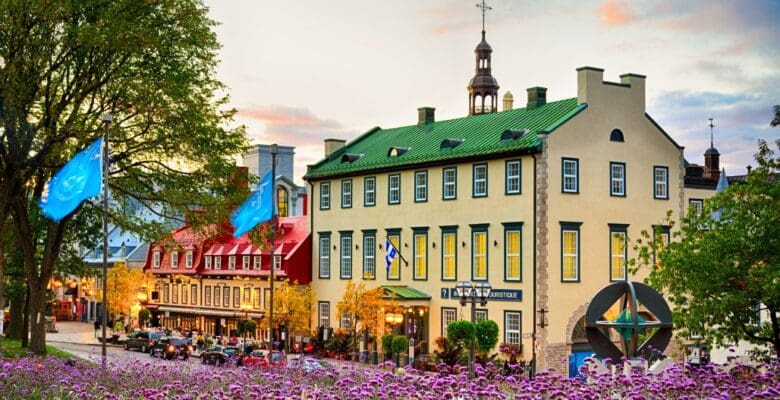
[39,137,104,222]
[385,239,398,273]
[231,170,275,238]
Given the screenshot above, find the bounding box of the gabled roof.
[305,98,586,180]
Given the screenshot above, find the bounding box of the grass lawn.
[0,337,74,359]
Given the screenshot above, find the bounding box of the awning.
[382,286,431,306]
[157,305,264,319]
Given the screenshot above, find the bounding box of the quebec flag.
[231,170,275,238]
[385,239,398,273]
[39,137,104,222]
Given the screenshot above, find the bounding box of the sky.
[206,0,779,184]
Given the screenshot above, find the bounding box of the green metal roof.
[305,98,586,180]
[382,285,431,300]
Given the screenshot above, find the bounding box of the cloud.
[598,1,633,26]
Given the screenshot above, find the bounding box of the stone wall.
[545,342,569,376]
[534,135,550,371]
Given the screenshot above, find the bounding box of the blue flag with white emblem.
[231,170,275,238]
[385,239,398,273]
[39,137,104,222]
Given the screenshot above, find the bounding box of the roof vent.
[340,153,363,164]
[440,138,465,150]
[500,129,529,141]
[387,147,410,157]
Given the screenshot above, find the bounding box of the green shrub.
[391,335,408,354]
[381,334,395,354]
[476,320,499,353]
[447,320,476,346]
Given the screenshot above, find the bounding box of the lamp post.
[240,303,253,354]
[454,280,492,379]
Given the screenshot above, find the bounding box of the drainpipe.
[531,152,538,378]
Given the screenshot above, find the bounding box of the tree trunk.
[21,283,29,347]
[769,305,780,360]
[27,278,47,354]
[6,294,25,339]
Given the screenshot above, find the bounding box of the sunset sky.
[206,0,779,183]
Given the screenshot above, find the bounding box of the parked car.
[268,350,286,367]
[201,345,238,366]
[240,350,269,368]
[290,356,325,373]
[151,337,192,360]
[124,331,165,353]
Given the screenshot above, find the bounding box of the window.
[204,286,211,306]
[320,182,331,210]
[214,256,221,269]
[319,233,331,279]
[172,284,178,304]
[170,251,178,268]
[277,187,289,217]
[414,171,428,202]
[689,199,703,216]
[223,287,230,308]
[318,302,331,328]
[186,251,193,268]
[233,287,240,308]
[441,228,457,281]
[273,255,281,270]
[242,255,250,269]
[472,163,487,197]
[181,284,188,304]
[475,309,488,323]
[363,231,376,279]
[163,284,170,303]
[340,232,352,279]
[253,288,261,308]
[610,129,624,142]
[341,179,352,208]
[253,255,260,270]
[504,311,521,346]
[340,312,353,330]
[562,158,579,193]
[504,223,522,281]
[442,307,457,337]
[472,225,488,280]
[263,288,270,309]
[387,232,401,280]
[153,251,161,268]
[610,162,626,197]
[205,255,212,269]
[191,284,197,305]
[243,286,251,303]
[413,228,428,280]
[213,286,220,306]
[228,256,236,270]
[610,224,628,281]
[561,222,581,281]
[654,166,669,199]
[505,160,521,194]
[653,225,670,266]
[364,177,376,206]
[388,174,401,204]
[442,167,457,200]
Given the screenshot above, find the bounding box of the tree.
[98,261,153,318]
[772,105,780,127]
[633,139,780,358]
[260,279,315,340]
[336,281,391,352]
[0,0,247,354]
[447,320,476,348]
[475,320,499,354]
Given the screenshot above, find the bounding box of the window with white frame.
[341,179,352,208]
[253,288,261,308]
[153,251,161,268]
[414,171,428,202]
[214,256,221,269]
[273,255,281,270]
[205,255,212,269]
[363,233,375,279]
[610,224,628,281]
[319,233,331,278]
[364,177,376,206]
[442,307,457,337]
[213,286,220,306]
[562,158,579,193]
[186,251,193,268]
[253,255,260,270]
[228,255,236,270]
[475,309,488,323]
[473,164,487,197]
[243,255,250,269]
[172,284,178,304]
[504,311,521,345]
[689,199,703,216]
[223,287,230,308]
[340,233,352,279]
[654,166,668,199]
[506,160,521,194]
[442,167,457,200]
[170,251,178,268]
[610,162,625,196]
[320,182,331,210]
[163,284,170,303]
[204,286,211,306]
[191,284,197,305]
[388,174,400,204]
[233,287,240,308]
[181,284,188,304]
[318,302,331,328]
[339,312,353,330]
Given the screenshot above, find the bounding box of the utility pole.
[100,114,112,370]
[269,144,277,349]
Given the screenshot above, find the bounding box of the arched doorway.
[569,316,595,378]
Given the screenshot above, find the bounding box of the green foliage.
[475,320,499,353]
[138,308,150,324]
[391,335,408,354]
[242,320,257,335]
[632,139,780,358]
[433,336,464,366]
[381,334,395,354]
[0,338,74,359]
[447,320,476,347]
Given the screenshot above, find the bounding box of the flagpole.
[269,144,276,349]
[101,114,111,369]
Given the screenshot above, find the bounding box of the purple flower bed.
[0,357,777,399]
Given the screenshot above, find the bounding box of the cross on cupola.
[468,1,500,116]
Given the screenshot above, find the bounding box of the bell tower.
[468,1,499,116]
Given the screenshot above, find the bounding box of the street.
[50,342,202,366]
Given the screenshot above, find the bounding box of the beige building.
[304,28,726,376]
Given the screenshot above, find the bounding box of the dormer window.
[243,255,250,269]
[387,147,410,157]
[610,129,624,142]
[340,153,363,163]
[214,256,222,269]
[228,256,236,270]
[205,255,212,269]
[170,251,178,268]
[186,251,193,268]
[440,139,465,150]
[501,129,528,141]
[153,251,161,268]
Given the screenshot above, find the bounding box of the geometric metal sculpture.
[585,281,673,361]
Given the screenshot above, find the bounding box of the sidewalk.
[47,321,122,347]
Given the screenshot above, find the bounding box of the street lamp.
[454,280,492,379]
[240,303,253,354]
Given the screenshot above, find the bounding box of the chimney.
[526,87,547,109]
[418,107,435,127]
[620,73,646,111]
[502,91,514,111]
[576,66,604,105]
[324,138,346,158]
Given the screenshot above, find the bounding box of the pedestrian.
[93,319,100,338]
[197,332,205,351]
